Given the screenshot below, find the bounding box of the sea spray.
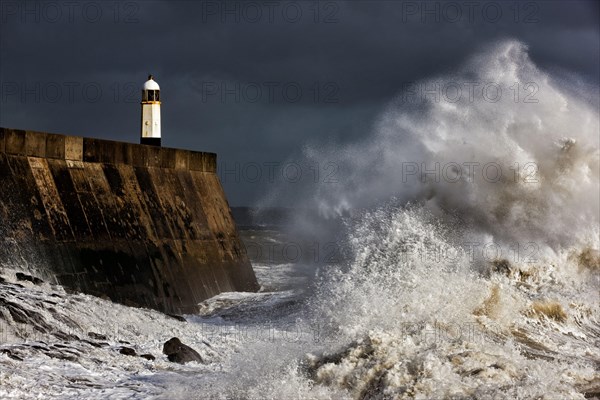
[291,40,599,252]
[236,39,600,399]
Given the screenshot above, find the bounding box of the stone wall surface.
[0,128,258,314]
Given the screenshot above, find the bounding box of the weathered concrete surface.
[0,128,258,314]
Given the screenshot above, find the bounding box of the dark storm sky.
[1,0,598,206]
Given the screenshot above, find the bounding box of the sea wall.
[0,127,259,314]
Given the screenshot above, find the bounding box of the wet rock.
[81,340,103,348]
[88,332,108,341]
[467,368,484,376]
[52,313,81,331]
[54,332,80,342]
[140,353,155,361]
[15,272,44,285]
[51,346,80,355]
[119,347,137,356]
[0,298,55,334]
[0,348,23,361]
[162,337,203,364]
[167,314,186,322]
[27,344,50,351]
[45,351,78,362]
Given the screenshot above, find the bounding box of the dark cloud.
[1,0,598,205]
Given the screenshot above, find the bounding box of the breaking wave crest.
[302,40,599,251]
[235,39,600,399]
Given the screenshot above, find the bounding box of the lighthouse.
[140,75,161,146]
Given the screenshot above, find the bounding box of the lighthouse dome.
[143,75,160,90]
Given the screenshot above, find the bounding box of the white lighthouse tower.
[140,75,161,146]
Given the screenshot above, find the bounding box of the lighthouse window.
[148,90,159,101]
[143,90,160,102]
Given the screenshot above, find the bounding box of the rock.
[15,272,44,285]
[0,298,55,334]
[140,354,155,361]
[54,332,80,342]
[162,337,203,364]
[88,332,108,341]
[0,348,23,361]
[167,314,186,322]
[119,347,137,356]
[45,351,78,362]
[81,340,103,348]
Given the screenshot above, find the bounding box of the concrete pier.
[0,128,259,314]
